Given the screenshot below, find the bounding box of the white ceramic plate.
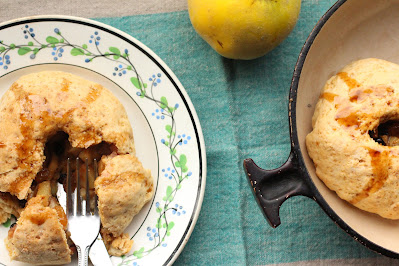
[0,15,206,266]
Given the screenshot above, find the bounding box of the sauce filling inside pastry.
[0,71,154,264]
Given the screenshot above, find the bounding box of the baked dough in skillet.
[306,58,399,219]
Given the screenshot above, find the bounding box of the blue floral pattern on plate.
[0,16,206,266]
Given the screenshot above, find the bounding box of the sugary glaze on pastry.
[0,71,154,262]
[96,154,153,235]
[306,58,399,219]
[5,182,71,265]
[0,71,135,200]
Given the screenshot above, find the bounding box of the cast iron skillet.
[244,0,399,258]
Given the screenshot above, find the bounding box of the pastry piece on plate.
[0,71,154,259]
[0,192,21,224]
[100,228,134,257]
[5,181,71,265]
[95,154,154,256]
[0,71,135,200]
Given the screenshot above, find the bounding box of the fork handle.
[77,245,90,266]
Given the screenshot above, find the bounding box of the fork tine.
[93,158,99,215]
[76,158,82,215]
[66,158,101,266]
[85,158,90,215]
[66,158,72,216]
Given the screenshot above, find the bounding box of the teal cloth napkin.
[95,1,381,264]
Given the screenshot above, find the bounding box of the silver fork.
[67,158,101,266]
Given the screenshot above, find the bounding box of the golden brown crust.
[101,227,134,256]
[1,71,154,261]
[0,71,135,199]
[306,58,399,219]
[5,195,71,265]
[0,192,21,224]
[95,154,154,236]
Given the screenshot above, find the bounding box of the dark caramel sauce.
[18,92,36,162]
[320,92,338,102]
[335,107,360,128]
[6,87,37,193]
[84,85,101,104]
[77,127,97,147]
[337,72,361,90]
[60,108,75,125]
[61,78,70,92]
[349,88,373,102]
[350,148,390,204]
[9,81,105,194]
[349,86,393,103]
[331,74,396,204]
[11,86,56,193]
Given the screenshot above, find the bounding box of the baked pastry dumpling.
[95,154,154,255]
[5,182,71,265]
[0,71,154,261]
[306,58,399,219]
[0,71,135,200]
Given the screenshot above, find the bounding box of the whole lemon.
[187,0,301,60]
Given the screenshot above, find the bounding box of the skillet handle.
[243,151,314,228]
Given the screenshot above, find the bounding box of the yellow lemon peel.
[188,0,301,60]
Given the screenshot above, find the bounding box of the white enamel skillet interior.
[244,0,399,258]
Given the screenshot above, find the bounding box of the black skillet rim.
[288,0,399,259]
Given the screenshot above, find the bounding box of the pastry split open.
[0,71,154,264]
